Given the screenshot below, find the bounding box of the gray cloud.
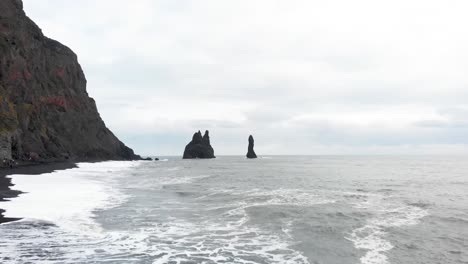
[22,0,468,155]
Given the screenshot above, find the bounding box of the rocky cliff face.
[0,0,140,162]
[183,130,215,159]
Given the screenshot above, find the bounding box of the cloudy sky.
[23,0,468,155]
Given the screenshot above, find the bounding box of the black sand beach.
[0,162,77,224]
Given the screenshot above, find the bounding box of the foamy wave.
[346,194,429,264]
[139,219,310,264]
[205,188,335,208]
[1,161,140,233]
[1,199,310,264]
[250,189,336,206]
[127,188,319,263]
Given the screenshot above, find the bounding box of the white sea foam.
[1,161,311,263]
[0,157,454,264]
[1,161,139,233]
[137,218,310,264]
[206,188,336,208]
[1,204,310,263]
[346,194,429,264]
[250,188,336,206]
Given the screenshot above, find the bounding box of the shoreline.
[0,162,78,224]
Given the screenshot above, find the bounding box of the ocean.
[0,156,467,264]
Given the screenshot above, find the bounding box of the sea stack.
[246,135,257,159]
[0,0,140,162]
[183,130,215,159]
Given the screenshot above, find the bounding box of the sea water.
[0,156,467,264]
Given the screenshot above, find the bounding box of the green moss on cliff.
[0,97,18,133]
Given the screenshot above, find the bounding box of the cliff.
[183,130,215,159]
[0,0,140,162]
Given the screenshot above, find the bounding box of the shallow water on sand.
[0,156,467,264]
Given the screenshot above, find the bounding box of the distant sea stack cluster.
[0,0,140,164]
[142,157,159,161]
[182,131,258,159]
[183,130,215,159]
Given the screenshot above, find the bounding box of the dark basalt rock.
[183,130,215,159]
[0,208,20,224]
[246,135,257,159]
[0,0,141,162]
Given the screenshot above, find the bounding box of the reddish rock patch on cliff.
[0,0,140,162]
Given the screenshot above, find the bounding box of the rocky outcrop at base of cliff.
[0,170,21,223]
[0,0,140,162]
[183,130,215,159]
[246,135,257,159]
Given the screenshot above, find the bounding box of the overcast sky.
[23,0,468,155]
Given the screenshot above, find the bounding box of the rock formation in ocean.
[183,130,215,159]
[246,135,257,159]
[0,0,140,162]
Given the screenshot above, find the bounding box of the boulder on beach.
[246,135,257,159]
[183,130,215,159]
